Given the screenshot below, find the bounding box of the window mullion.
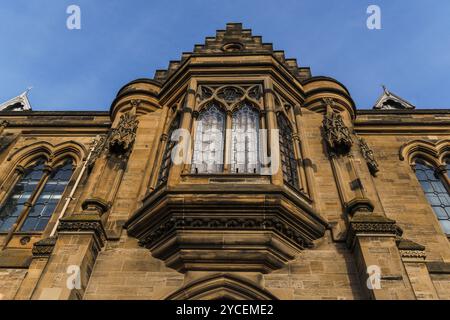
[224,111,232,173]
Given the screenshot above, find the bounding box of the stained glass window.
[415,161,450,234]
[191,104,225,173]
[157,115,181,187]
[277,114,299,189]
[0,159,46,231]
[231,104,260,173]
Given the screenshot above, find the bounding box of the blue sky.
[1,0,450,111]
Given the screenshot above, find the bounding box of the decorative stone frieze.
[396,238,426,260]
[346,214,403,248]
[57,213,107,249]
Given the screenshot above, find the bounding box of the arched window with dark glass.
[231,103,260,174]
[20,159,74,232]
[157,115,181,187]
[0,158,74,233]
[191,104,225,173]
[277,113,299,190]
[0,158,46,231]
[415,160,450,234]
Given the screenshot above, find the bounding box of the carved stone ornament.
[138,216,314,251]
[358,137,379,176]
[32,237,57,258]
[346,214,403,248]
[86,135,107,169]
[396,238,426,260]
[322,101,353,155]
[109,111,139,155]
[57,214,107,249]
[197,84,264,105]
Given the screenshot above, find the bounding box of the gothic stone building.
[0,23,449,300]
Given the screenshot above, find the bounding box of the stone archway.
[165,273,277,300]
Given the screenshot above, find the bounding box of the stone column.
[263,79,283,186]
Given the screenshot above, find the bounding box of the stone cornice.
[346,214,403,248]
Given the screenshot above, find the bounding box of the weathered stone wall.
[263,233,365,300]
[431,274,450,299]
[0,269,27,300]
[84,235,184,300]
[360,133,450,262]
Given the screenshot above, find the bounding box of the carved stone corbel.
[345,197,374,216]
[81,198,110,216]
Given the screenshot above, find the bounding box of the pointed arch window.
[0,158,46,231]
[277,113,299,189]
[21,159,74,231]
[0,158,74,232]
[231,103,260,173]
[157,115,181,187]
[415,160,450,234]
[191,104,226,173]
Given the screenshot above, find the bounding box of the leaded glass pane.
[231,104,260,174]
[277,114,299,190]
[415,161,450,235]
[0,159,46,231]
[441,220,450,234]
[20,160,73,232]
[191,104,225,173]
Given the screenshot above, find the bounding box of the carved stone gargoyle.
[322,100,353,155]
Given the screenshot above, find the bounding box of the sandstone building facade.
[0,23,449,300]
